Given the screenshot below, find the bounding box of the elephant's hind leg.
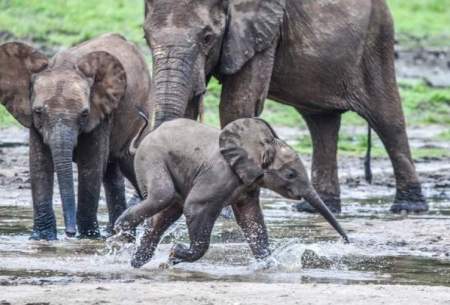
[356,21,427,213]
[295,112,342,214]
[359,95,427,213]
[132,203,183,268]
[103,161,127,235]
[114,169,177,232]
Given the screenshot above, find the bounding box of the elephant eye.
[201,26,215,47]
[203,33,214,45]
[286,170,297,180]
[81,109,89,117]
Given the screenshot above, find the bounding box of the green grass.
[388,0,450,38]
[0,0,146,47]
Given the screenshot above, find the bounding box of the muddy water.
[0,128,449,287]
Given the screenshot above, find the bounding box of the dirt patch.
[1,282,450,305]
[396,46,450,87]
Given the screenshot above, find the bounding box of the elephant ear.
[220,0,286,75]
[77,51,127,132]
[0,42,48,127]
[219,118,277,186]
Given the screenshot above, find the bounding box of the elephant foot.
[294,197,341,214]
[29,227,58,241]
[168,243,189,265]
[390,186,428,214]
[131,246,154,268]
[77,228,102,239]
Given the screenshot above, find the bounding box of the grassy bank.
[0,0,449,157]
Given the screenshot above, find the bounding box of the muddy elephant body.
[0,33,152,240]
[144,0,427,214]
[114,118,348,268]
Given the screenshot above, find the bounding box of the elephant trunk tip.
[304,190,350,244]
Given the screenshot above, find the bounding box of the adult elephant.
[0,33,152,240]
[144,0,427,213]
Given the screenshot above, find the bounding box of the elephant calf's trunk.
[304,190,349,243]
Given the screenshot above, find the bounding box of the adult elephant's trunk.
[303,189,349,243]
[49,123,77,237]
[152,46,202,128]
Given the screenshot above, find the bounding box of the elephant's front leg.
[219,45,276,127]
[29,128,57,241]
[232,189,270,260]
[76,130,109,238]
[295,113,342,214]
[103,161,127,234]
[169,201,222,265]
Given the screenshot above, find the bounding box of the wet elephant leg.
[295,113,342,214]
[359,39,427,213]
[29,128,57,240]
[131,203,183,268]
[232,189,270,260]
[114,168,177,232]
[103,161,127,234]
[76,128,109,238]
[169,202,222,264]
[362,99,426,213]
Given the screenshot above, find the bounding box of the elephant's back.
[137,119,221,193]
[144,119,220,153]
[139,119,220,166]
[270,0,379,112]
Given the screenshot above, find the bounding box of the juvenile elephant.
[0,33,152,240]
[143,0,427,213]
[114,118,348,268]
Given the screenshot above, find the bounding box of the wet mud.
[0,127,449,289]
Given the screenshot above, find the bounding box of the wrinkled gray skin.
[144,0,427,214]
[115,118,348,268]
[0,33,152,240]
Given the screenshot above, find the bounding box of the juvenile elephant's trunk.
[49,123,77,237]
[304,190,349,243]
[152,46,203,128]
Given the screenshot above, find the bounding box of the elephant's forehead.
[151,0,209,28]
[274,146,298,167]
[33,73,89,102]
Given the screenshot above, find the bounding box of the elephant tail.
[129,106,150,156]
[364,124,373,184]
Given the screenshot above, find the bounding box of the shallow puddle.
[0,184,449,287]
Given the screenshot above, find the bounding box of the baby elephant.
[115,118,348,268]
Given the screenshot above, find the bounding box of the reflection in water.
[0,187,449,287]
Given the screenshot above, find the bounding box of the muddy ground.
[0,126,449,304]
[2,282,450,305]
